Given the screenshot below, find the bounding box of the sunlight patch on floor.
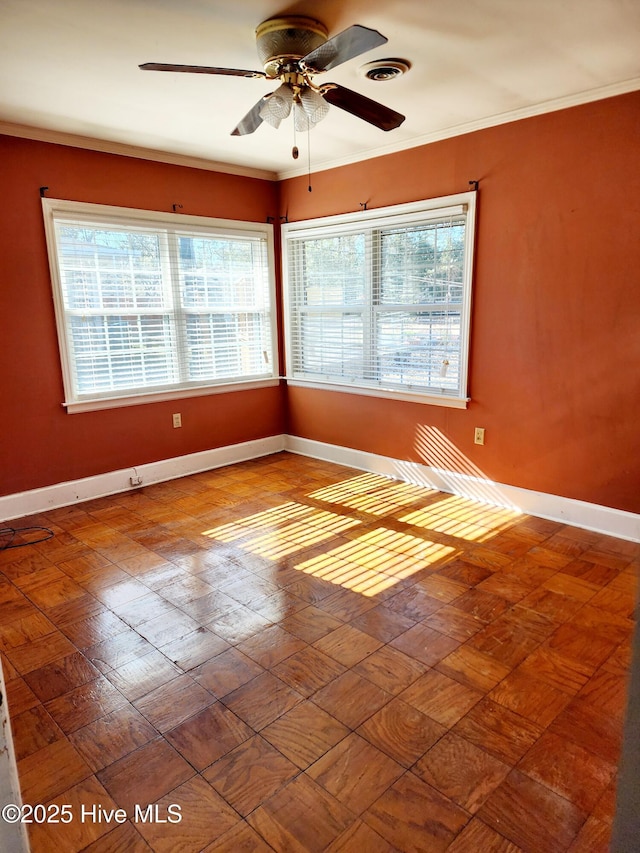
[309,474,438,516]
[294,532,456,597]
[400,494,520,542]
[202,501,361,560]
[199,450,521,598]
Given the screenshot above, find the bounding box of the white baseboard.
[0,435,285,522]
[2,433,638,543]
[284,436,640,543]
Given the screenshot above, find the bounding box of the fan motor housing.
[256,16,328,76]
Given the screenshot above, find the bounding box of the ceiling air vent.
[359,59,411,81]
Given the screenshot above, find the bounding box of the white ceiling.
[1,0,639,180]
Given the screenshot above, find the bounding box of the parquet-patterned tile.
[308,732,404,814]
[222,671,303,731]
[1,454,632,853]
[27,776,121,853]
[515,644,593,694]
[10,703,64,760]
[362,771,469,852]
[192,647,264,698]
[134,775,239,852]
[80,821,152,852]
[85,629,157,673]
[0,610,57,649]
[261,700,349,768]
[45,676,128,733]
[69,704,158,772]
[423,604,485,641]
[6,630,78,673]
[488,669,572,727]
[577,666,629,718]
[517,730,616,813]
[271,645,346,697]
[18,737,92,804]
[389,620,460,665]
[132,672,215,732]
[453,697,544,764]
[24,651,101,702]
[414,731,510,813]
[236,623,306,668]
[96,739,194,813]
[203,735,298,816]
[4,675,39,714]
[326,818,401,852]
[203,821,274,852]
[566,815,613,852]
[477,769,587,853]
[104,649,181,701]
[165,702,253,770]
[445,818,523,852]
[59,611,130,649]
[548,696,624,765]
[279,603,344,642]
[352,644,426,694]
[313,622,383,666]
[350,602,416,642]
[400,669,482,727]
[435,644,511,692]
[247,773,354,852]
[313,669,392,729]
[357,697,446,768]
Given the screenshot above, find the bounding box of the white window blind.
[282,193,476,406]
[42,200,277,411]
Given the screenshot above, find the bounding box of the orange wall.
[0,136,283,496]
[2,93,639,513]
[280,92,640,514]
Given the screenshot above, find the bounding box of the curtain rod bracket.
[39,186,49,197]
[359,201,368,211]
[469,180,479,191]
[172,203,183,212]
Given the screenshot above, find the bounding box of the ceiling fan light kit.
[139,15,407,138]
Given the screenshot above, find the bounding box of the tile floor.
[0,452,637,852]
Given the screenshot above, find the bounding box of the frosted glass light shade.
[259,83,294,128]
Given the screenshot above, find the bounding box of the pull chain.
[307,125,312,192]
[292,108,299,159]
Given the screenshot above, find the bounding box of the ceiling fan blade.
[139,62,265,79]
[231,96,270,136]
[322,84,405,131]
[302,25,387,72]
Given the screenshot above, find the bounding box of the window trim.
[42,198,279,413]
[281,192,476,408]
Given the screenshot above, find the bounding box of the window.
[42,199,277,412]
[282,192,476,407]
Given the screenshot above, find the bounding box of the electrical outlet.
[474,427,485,445]
[172,413,182,428]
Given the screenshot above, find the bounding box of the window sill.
[285,379,469,409]
[64,378,281,413]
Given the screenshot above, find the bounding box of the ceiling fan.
[139,16,406,137]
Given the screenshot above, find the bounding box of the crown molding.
[2,76,638,185]
[0,121,278,182]
[277,77,640,180]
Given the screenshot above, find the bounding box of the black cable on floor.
[0,525,55,551]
